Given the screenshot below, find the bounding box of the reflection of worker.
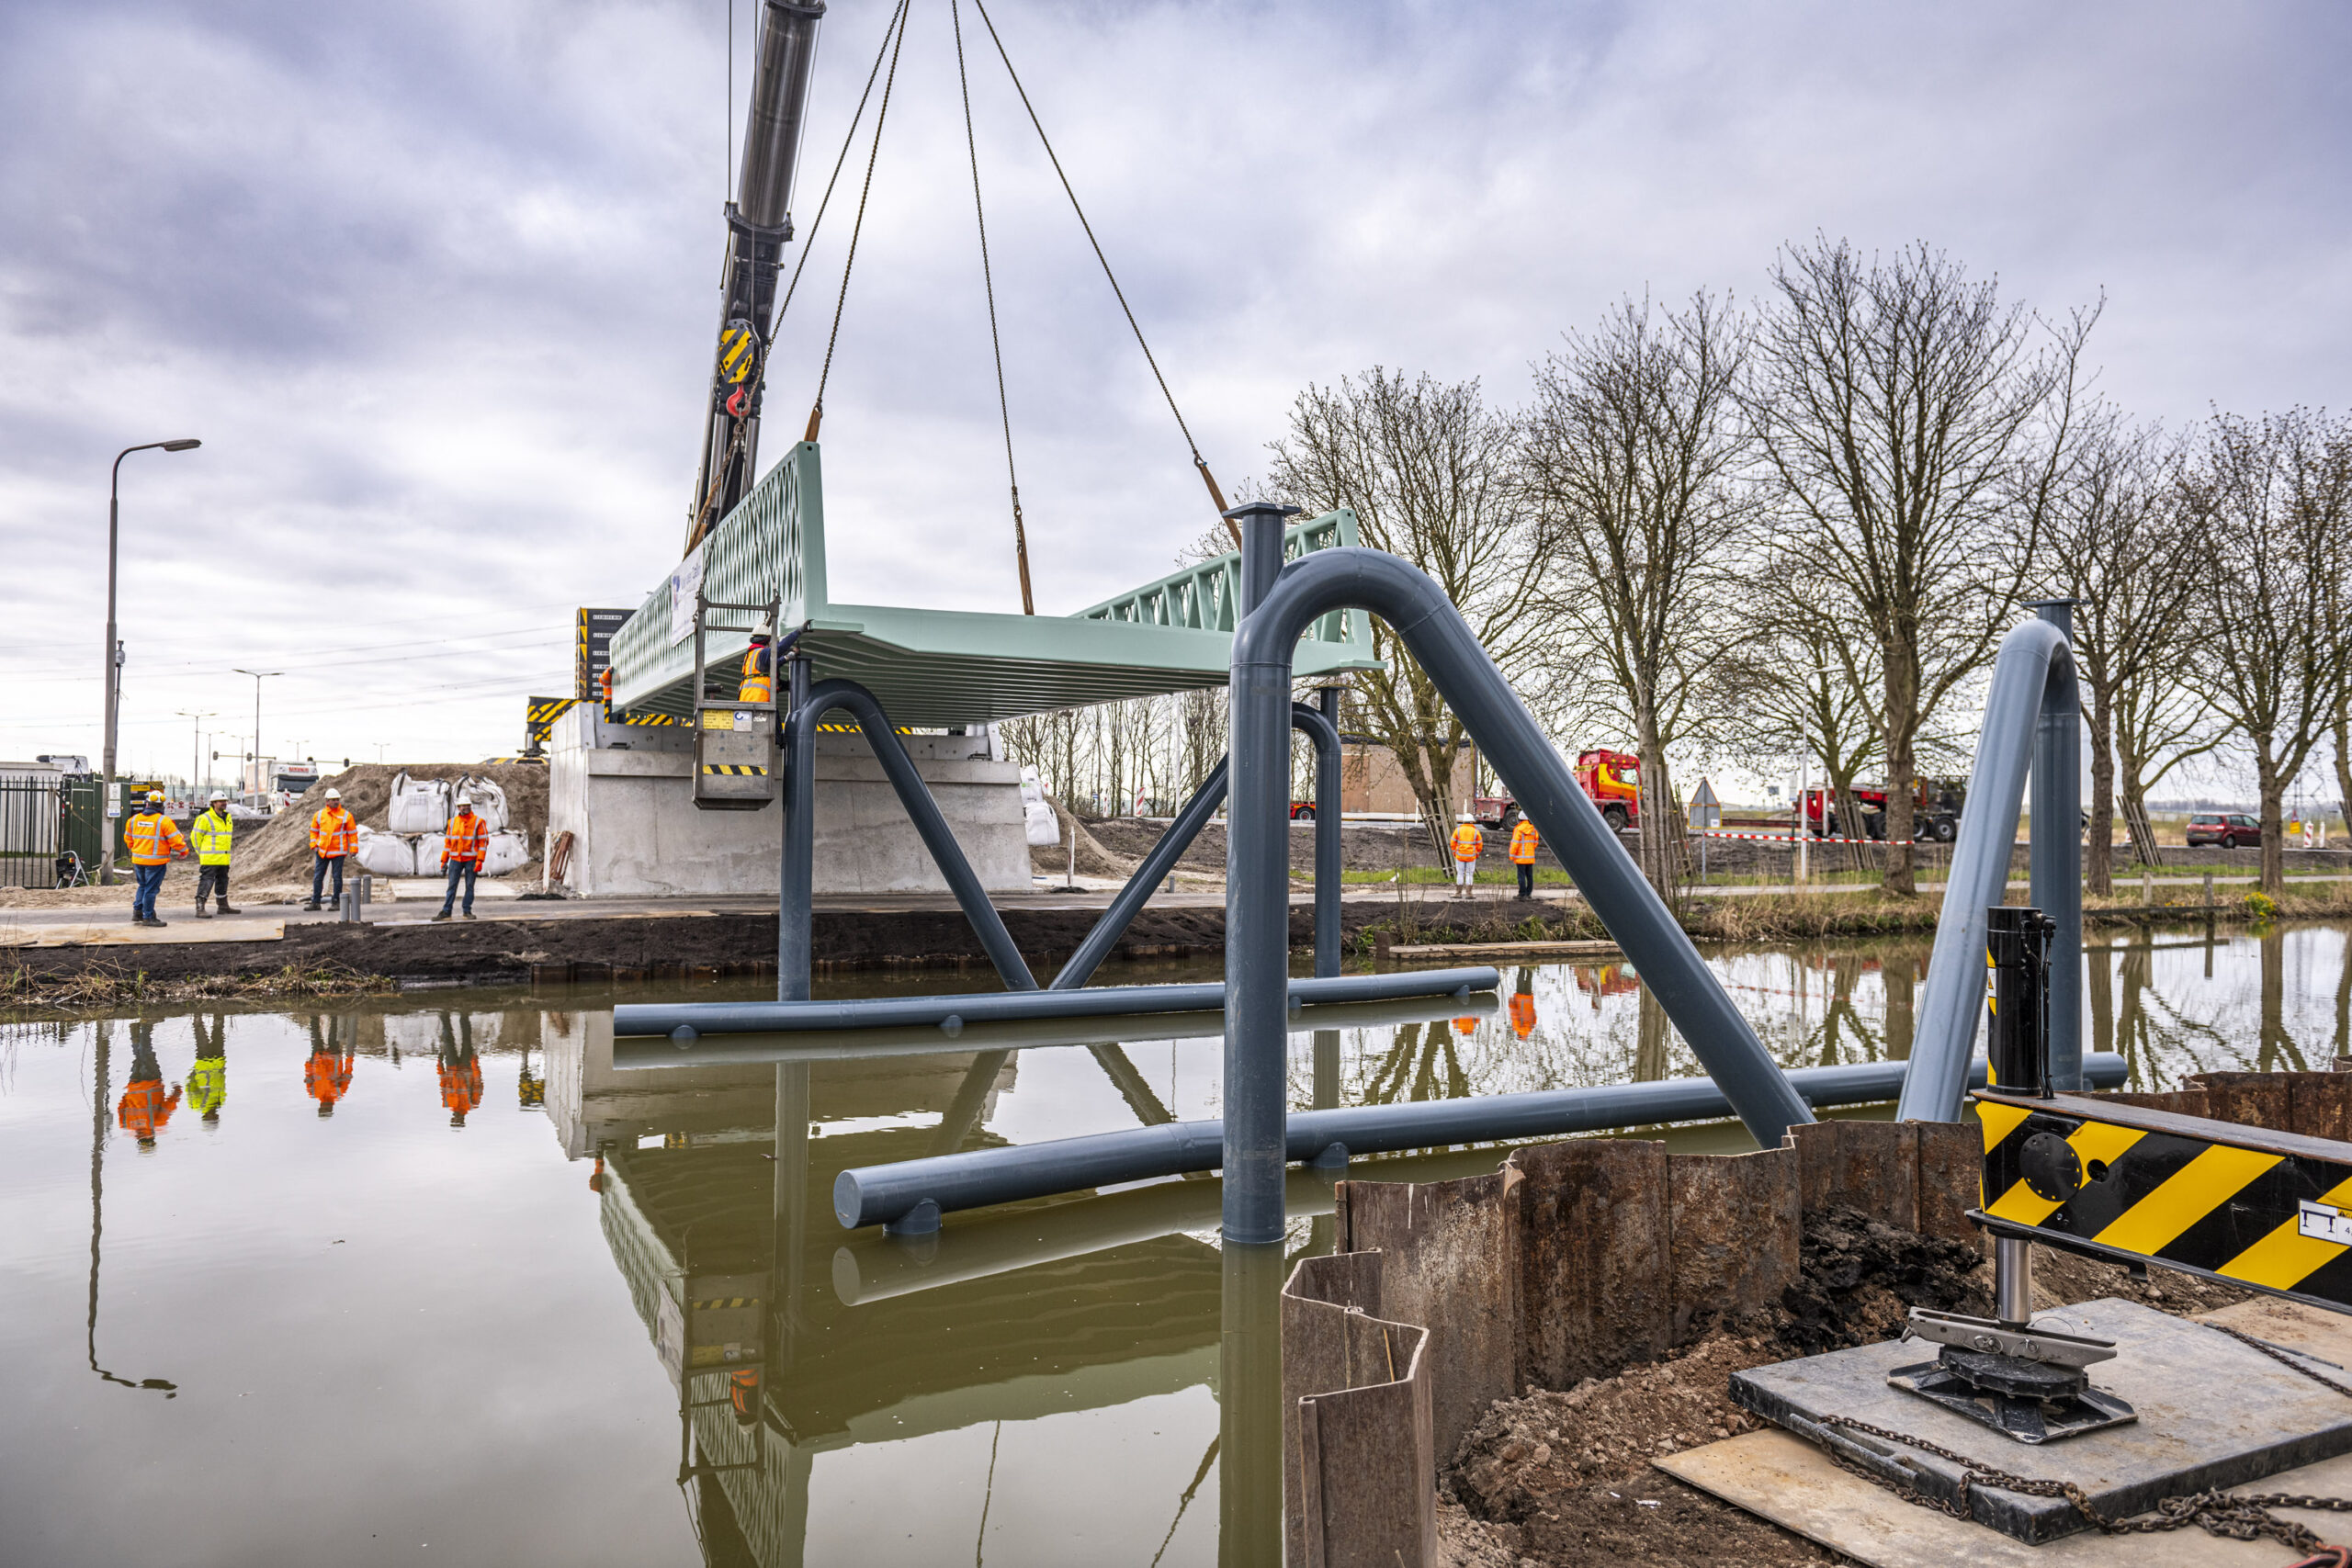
[729,1367,762,1428]
[303,1020,355,1117]
[1509,815,1540,900]
[190,790,240,917]
[739,619,775,705]
[117,1022,181,1149]
[1452,1014,1476,1036]
[437,1015,483,1128]
[1449,820,1483,897]
[1510,969,1537,1040]
[306,788,356,910]
[432,795,488,922]
[124,791,188,928]
[187,1014,228,1127]
[516,1046,545,1109]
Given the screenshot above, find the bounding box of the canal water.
[3,923,2347,1565]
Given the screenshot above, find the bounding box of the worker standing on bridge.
[433,795,488,920]
[739,618,775,705]
[305,788,356,910]
[190,790,238,917]
[124,790,187,928]
[1449,818,1484,897]
[1508,813,1540,900]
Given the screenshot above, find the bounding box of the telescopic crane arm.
[687,0,827,554]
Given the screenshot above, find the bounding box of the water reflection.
[6,924,2351,1564]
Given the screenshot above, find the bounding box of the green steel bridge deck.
[605,443,1381,728]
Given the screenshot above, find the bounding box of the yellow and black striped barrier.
[699,763,768,776]
[689,1297,761,1313]
[1973,1087,2352,1312]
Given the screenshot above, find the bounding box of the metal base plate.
[1731,1297,2352,1543]
[1888,1350,2137,1444]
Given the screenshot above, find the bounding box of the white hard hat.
[323,788,342,800]
[455,794,473,807]
[752,615,775,640]
[209,790,228,802]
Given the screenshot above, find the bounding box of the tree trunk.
[2086,685,2116,897]
[1635,714,1677,902]
[2334,704,2352,852]
[2256,749,2286,897]
[1882,656,1920,896]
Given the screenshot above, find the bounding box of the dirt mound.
[1777,1205,1989,1356]
[231,764,550,886]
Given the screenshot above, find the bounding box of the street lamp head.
[160,439,201,452]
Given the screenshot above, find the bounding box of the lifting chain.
[1813,1318,2352,1561]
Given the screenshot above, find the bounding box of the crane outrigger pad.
[605,443,1381,728]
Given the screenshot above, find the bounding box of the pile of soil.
[229,764,550,888]
[1438,1212,2256,1567]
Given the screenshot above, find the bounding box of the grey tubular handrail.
[2027,601,2084,1094]
[614,966,1501,1038]
[1047,701,1343,992]
[1897,616,2080,1122]
[832,1051,2131,1232]
[1225,545,1812,1241]
[779,677,1037,996]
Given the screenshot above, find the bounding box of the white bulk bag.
[413,832,446,870]
[352,828,416,877]
[481,829,530,876]
[459,775,511,832]
[1021,767,1061,848]
[387,773,451,834]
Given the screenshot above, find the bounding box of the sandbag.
[1020,766,1062,848]
[481,829,530,876]
[387,773,451,834]
[413,833,446,870]
[352,829,416,878]
[458,775,511,832]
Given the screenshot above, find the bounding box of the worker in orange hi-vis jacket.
[739,618,776,704]
[1448,820,1484,898]
[432,795,488,921]
[1508,814,1541,901]
[1509,968,1538,1041]
[117,1021,181,1150]
[305,788,356,910]
[123,790,188,928]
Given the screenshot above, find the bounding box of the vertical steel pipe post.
[1313,685,1344,979]
[2029,600,2084,1090]
[779,654,815,1001]
[1898,617,2077,1122]
[1223,502,1301,1246]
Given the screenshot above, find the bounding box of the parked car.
[2186,811,2262,849]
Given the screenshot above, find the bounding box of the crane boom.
[686,0,827,554]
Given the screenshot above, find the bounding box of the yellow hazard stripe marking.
[689,1297,760,1311]
[2092,1144,2281,1258]
[701,764,768,776]
[1979,1100,2033,1153]
[2218,1173,2352,1292]
[1983,1121,2149,1227]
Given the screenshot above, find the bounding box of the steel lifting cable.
[967,0,1240,544]
[805,0,913,444]
[951,0,1035,615]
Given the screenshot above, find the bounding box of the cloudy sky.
[2,0,2346,789]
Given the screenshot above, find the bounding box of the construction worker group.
[1447,812,1544,899]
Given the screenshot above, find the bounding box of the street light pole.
[233,671,283,802]
[102,438,201,884]
[175,711,218,803]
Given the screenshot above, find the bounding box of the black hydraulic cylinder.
[616,966,1499,1039]
[1984,904,2056,1100]
[831,1051,2132,1231]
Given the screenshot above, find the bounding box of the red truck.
[1471,750,1645,833]
[1799,777,1966,842]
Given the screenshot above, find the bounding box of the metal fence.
[0,775,63,889]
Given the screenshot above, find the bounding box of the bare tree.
[1748,238,2097,894]
[1522,292,1757,896]
[1268,369,1542,856]
[2180,408,2352,894]
[2037,422,2205,890]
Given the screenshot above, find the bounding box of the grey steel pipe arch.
[1045,700,1344,992]
[776,675,1038,999]
[1224,547,1814,1242]
[1897,615,2082,1122]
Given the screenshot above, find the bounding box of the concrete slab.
[0,918,286,948]
[1730,1297,2352,1543]
[380,878,522,900]
[1658,1428,2352,1567]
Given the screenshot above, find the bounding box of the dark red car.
[2186,811,2260,849]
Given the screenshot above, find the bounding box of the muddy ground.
[1436,1213,2253,1567]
